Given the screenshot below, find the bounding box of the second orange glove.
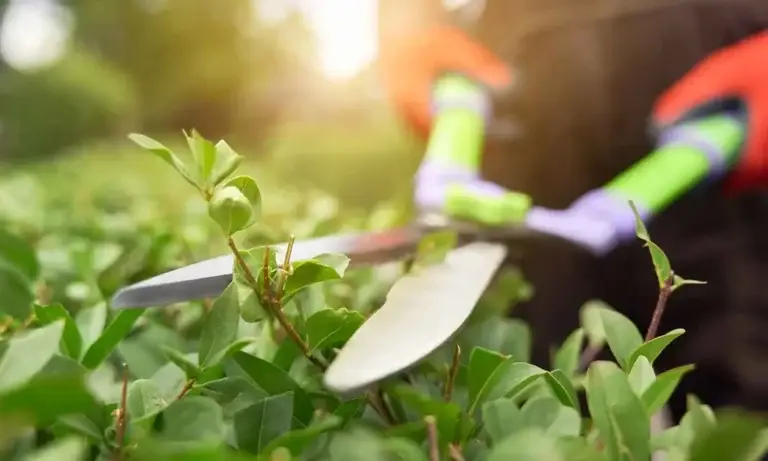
[378,25,513,137]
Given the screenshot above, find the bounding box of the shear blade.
[323,241,508,394]
[110,227,425,309]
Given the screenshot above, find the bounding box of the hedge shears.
[112,73,746,395]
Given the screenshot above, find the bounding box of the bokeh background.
[0,0,426,250]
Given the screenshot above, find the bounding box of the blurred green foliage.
[0,0,419,208]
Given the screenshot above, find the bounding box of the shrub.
[0,131,765,461]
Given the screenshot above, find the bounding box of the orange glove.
[379,26,513,137]
[653,31,768,193]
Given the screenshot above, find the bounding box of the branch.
[175,379,195,401]
[578,343,603,373]
[370,389,397,425]
[443,344,461,401]
[449,444,466,461]
[426,415,440,461]
[227,238,326,370]
[113,364,129,461]
[645,273,675,342]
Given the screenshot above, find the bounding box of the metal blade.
[323,241,508,394]
[110,226,426,309]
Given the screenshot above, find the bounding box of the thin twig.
[274,235,295,301]
[578,343,603,373]
[425,415,440,461]
[20,314,36,330]
[227,238,326,370]
[449,444,466,461]
[262,244,271,295]
[443,344,461,401]
[372,389,397,425]
[114,364,129,461]
[645,273,675,342]
[175,379,195,401]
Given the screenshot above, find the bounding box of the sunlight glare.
[0,0,71,72]
[302,0,377,80]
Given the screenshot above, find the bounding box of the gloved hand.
[653,31,768,193]
[379,26,527,225]
[526,32,768,256]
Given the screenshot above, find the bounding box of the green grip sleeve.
[423,73,489,171]
[605,114,746,213]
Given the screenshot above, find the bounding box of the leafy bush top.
[0,131,764,461]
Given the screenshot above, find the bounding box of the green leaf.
[56,414,105,443]
[485,362,547,403]
[482,398,523,444]
[208,186,253,236]
[260,414,343,457]
[544,370,580,411]
[597,306,643,370]
[160,396,225,444]
[485,428,565,461]
[641,365,695,417]
[185,129,218,185]
[556,438,606,461]
[628,355,656,396]
[585,361,650,461]
[466,347,509,413]
[33,304,82,360]
[686,395,717,433]
[237,281,268,323]
[460,317,531,363]
[0,374,98,425]
[662,395,716,454]
[22,436,87,461]
[211,140,243,186]
[0,229,39,282]
[672,274,706,291]
[199,282,240,368]
[385,421,427,442]
[163,346,201,380]
[390,385,463,445]
[689,412,766,461]
[199,376,268,418]
[150,362,187,401]
[81,308,145,370]
[0,262,34,319]
[131,441,258,461]
[128,133,198,188]
[234,392,294,455]
[553,328,585,377]
[519,396,581,437]
[414,230,458,266]
[327,428,386,461]
[580,300,608,348]
[127,378,171,423]
[284,253,350,299]
[229,351,314,427]
[629,200,650,241]
[272,339,302,372]
[745,429,768,461]
[383,438,429,461]
[75,303,107,356]
[0,320,64,392]
[222,175,262,222]
[304,308,365,352]
[629,200,672,285]
[332,398,366,428]
[627,328,685,369]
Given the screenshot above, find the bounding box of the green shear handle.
[420,73,747,254]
